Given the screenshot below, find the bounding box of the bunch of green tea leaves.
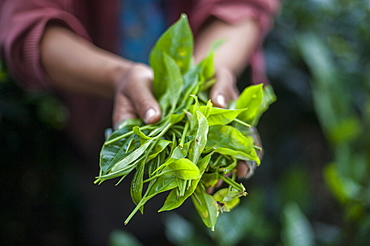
[95,14,276,230]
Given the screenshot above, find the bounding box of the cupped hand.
[210,66,262,180]
[112,63,161,129]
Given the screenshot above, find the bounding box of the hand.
[204,66,262,194]
[210,66,263,179]
[112,63,161,129]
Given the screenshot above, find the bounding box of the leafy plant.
[95,14,275,230]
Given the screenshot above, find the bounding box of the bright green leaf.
[236,84,264,124]
[207,125,260,164]
[162,158,200,180]
[192,185,219,230]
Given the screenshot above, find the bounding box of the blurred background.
[1,0,369,245]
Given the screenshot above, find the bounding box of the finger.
[112,92,137,130]
[250,127,264,159]
[236,160,249,178]
[206,187,214,194]
[206,179,223,194]
[210,68,239,108]
[125,80,161,124]
[123,67,161,124]
[215,179,223,188]
[237,160,256,179]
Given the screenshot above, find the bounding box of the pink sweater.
[0,0,280,157]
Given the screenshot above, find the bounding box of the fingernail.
[216,94,227,108]
[145,108,156,123]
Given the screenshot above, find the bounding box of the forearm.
[193,17,259,76]
[40,24,133,98]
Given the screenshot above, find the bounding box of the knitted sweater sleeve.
[0,0,91,89]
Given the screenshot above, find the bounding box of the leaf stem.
[124,188,151,225]
[154,122,173,139]
[179,122,189,147]
[105,125,152,145]
[104,130,135,145]
[233,118,251,128]
[218,175,245,193]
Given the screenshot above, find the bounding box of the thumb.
[113,88,161,129]
[112,64,161,129]
[210,67,239,108]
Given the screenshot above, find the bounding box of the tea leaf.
[100,125,139,175]
[205,107,247,126]
[192,185,219,231]
[162,158,200,180]
[207,125,260,164]
[158,152,213,212]
[130,162,145,207]
[150,14,193,99]
[109,139,154,173]
[96,13,275,228]
[158,53,184,116]
[188,111,208,164]
[236,84,264,124]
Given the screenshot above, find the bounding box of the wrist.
[107,58,136,95]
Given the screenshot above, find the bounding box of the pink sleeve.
[188,0,281,84]
[0,0,91,90]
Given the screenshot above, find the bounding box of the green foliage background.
[1,0,369,245]
[158,1,369,245]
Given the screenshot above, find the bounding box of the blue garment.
[119,0,167,64]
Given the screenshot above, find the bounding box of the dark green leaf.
[148,175,179,197]
[96,155,144,182]
[130,162,145,208]
[109,139,153,173]
[99,124,139,175]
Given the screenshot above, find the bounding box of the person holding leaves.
[0,0,280,244]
